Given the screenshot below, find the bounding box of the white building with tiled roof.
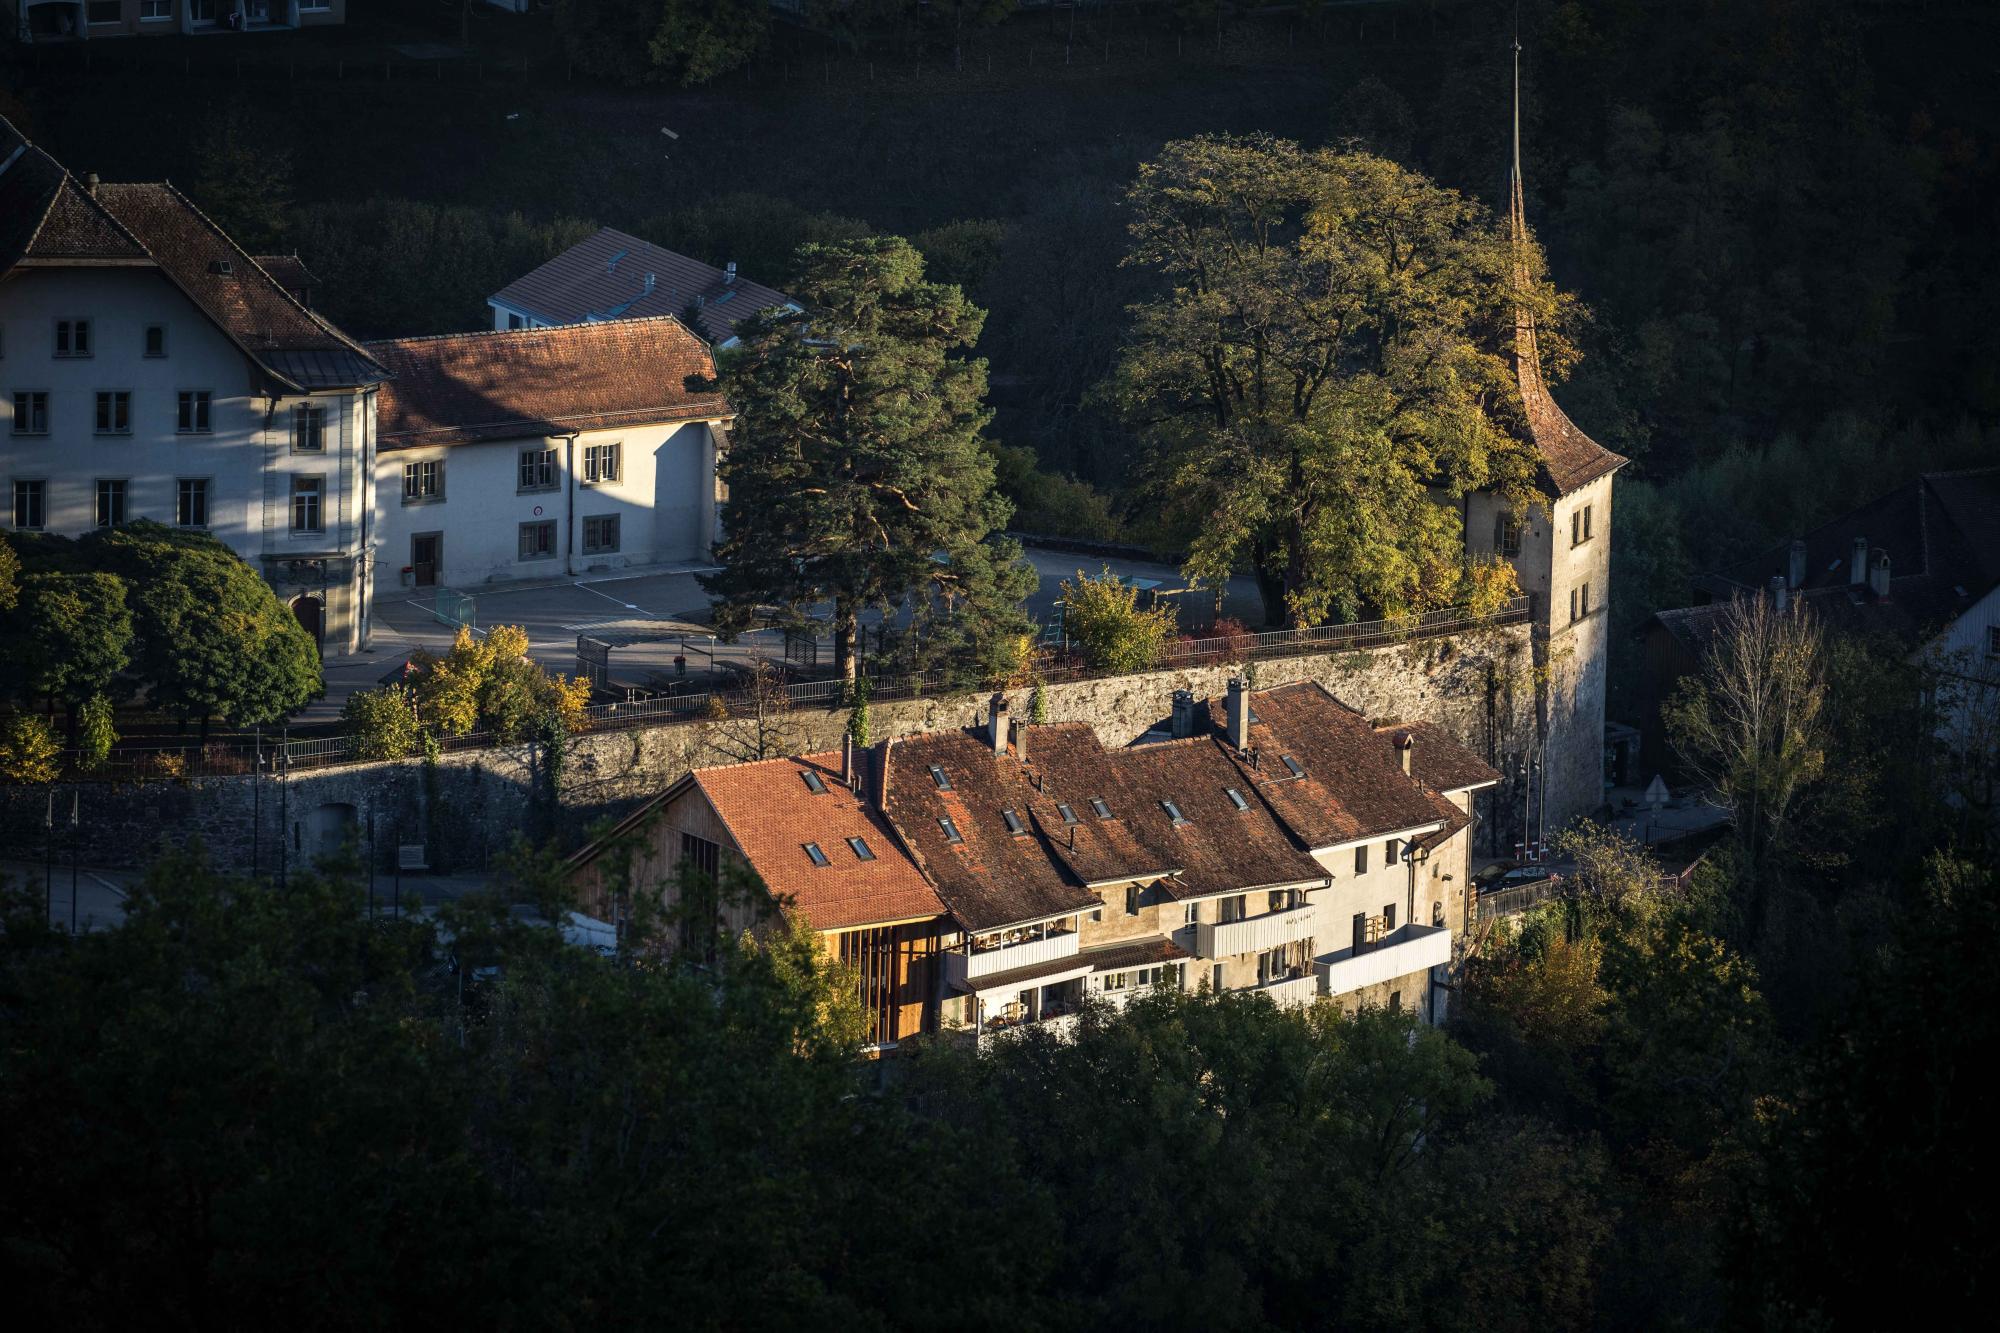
[0,114,388,655]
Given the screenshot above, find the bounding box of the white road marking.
[576,582,657,616]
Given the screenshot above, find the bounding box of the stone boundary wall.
[0,624,1538,877]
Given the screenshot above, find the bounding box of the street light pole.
[69,788,78,935]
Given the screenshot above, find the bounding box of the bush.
[0,714,61,784]
[78,695,117,772]
[1059,567,1176,673]
[342,684,422,762]
[408,627,591,745]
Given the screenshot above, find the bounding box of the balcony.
[1191,903,1316,959]
[1249,972,1321,1009]
[978,1011,1081,1050]
[1317,924,1452,999]
[943,924,1080,989]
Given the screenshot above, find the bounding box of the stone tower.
[1462,36,1627,839]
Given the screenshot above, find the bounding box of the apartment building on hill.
[565,680,1499,1050]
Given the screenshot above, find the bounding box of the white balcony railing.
[1249,973,1321,1009]
[1317,924,1452,999]
[943,928,1081,989]
[1192,903,1316,959]
[978,1012,1081,1050]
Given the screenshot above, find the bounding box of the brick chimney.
[1009,718,1028,767]
[1225,678,1250,751]
[1850,536,1869,586]
[1395,729,1414,776]
[1170,688,1199,739]
[1770,574,1789,614]
[1788,539,1807,589]
[989,693,1009,755]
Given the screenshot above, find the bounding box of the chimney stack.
[841,731,856,791]
[1170,688,1198,740]
[1788,539,1807,590]
[725,261,737,286]
[1396,729,1414,776]
[1225,678,1250,751]
[989,693,1009,755]
[643,272,657,295]
[1869,551,1892,600]
[1769,574,1789,614]
[1009,718,1028,767]
[1850,536,1869,586]
[83,171,99,196]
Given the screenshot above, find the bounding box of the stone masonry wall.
[0,623,1539,876]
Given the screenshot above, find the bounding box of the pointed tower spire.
[1504,20,1625,497]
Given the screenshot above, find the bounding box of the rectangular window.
[141,1,172,19]
[143,324,167,357]
[176,478,208,528]
[177,391,212,433]
[11,391,49,434]
[191,0,216,19]
[1388,990,1401,1012]
[1280,754,1305,778]
[1225,787,1249,811]
[1383,903,1397,932]
[402,459,443,502]
[803,842,830,867]
[1268,889,1289,914]
[1987,626,2000,658]
[1124,884,1141,916]
[1057,803,1079,824]
[582,514,620,554]
[518,448,557,491]
[1571,504,1594,547]
[1220,894,1246,924]
[292,403,327,452]
[1386,838,1401,866]
[55,318,91,356]
[1090,797,1113,819]
[1161,799,1187,825]
[928,765,952,790]
[1184,902,1201,925]
[938,817,963,844]
[846,837,875,862]
[1352,913,1367,952]
[12,480,46,530]
[94,478,126,528]
[1570,582,1592,623]
[507,313,524,330]
[1000,808,1025,835]
[582,442,621,484]
[291,476,323,533]
[94,390,131,435]
[1355,845,1369,875]
[1495,512,1522,558]
[518,520,556,561]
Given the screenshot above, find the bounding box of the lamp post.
[68,788,79,935]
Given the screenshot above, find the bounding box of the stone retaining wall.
[0,624,1538,876]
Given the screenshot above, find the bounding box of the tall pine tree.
[705,237,1033,683]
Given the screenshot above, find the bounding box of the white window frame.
[518,448,557,492]
[12,478,47,530]
[54,318,91,356]
[582,441,621,485]
[292,402,328,453]
[177,390,212,434]
[176,477,209,529]
[402,458,443,503]
[581,512,620,554]
[94,390,132,436]
[11,390,49,435]
[94,478,127,529]
[140,0,173,20]
[290,475,324,534]
[518,520,557,561]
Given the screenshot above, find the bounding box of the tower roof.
[1509,39,1626,497]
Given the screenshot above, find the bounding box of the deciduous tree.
[1104,136,1550,626]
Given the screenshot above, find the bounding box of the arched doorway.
[290,594,324,657]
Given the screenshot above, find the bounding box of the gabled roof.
[1665,466,2000,651]
[1508,57,1626,497]
[0,115,385,391]
[1208,683,1493,849]
[693,753,944,932]
[490,227,796,345]
[365,317,728,450]
[877,728,1102,934]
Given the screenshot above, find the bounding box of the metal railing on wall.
[38,596,1527,781]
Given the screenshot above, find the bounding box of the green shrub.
[342,685,421,762]
[0,714,61,784]
[1059,567,1175,674]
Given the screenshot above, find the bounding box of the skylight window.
[1001,808,1026,835]
[928,764,952,790]
[1225,787,1250,811]
[801,770,827,795]
[847,837,876,862]
[1281,755,1305,778]
[1161,800,1188,825]
[1090,797,1112,819]
[803,842,830,867]
[1057,803,1080,825]
[938,817,964,844]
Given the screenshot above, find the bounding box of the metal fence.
[41,596,1529,781]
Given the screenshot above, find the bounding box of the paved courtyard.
[303,545,1266,721]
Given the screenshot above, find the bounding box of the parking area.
[301,546,1267,722]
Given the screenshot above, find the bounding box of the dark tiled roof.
[0,116,383,391]
[878,729,1102,934]
[491,227,796,345]
[1029,729,1328,898]
[365,317,727,449]
[1679,466,2000,649]
[254,253,316,302]
[1373,722,1503,795]
[1510,158,1626,496]
[1208,683,1479,849]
